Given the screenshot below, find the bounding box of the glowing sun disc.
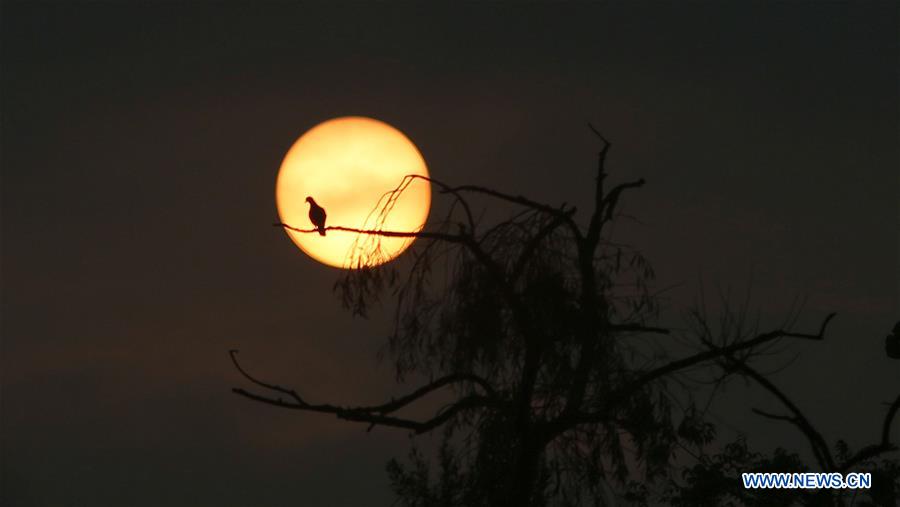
[275,116,431,268]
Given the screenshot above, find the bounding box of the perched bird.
[305,196,327,236]
[886,321,900,360]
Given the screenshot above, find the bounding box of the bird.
[886,321,900,359]
[305,196,327,236]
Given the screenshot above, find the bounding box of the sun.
[275,116,431,268]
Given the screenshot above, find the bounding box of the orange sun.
[275,116,431,268]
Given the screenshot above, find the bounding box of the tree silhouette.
[231,127,898,506]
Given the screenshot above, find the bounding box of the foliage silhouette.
[232,127,898,506]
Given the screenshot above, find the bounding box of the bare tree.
[231,127,898,506]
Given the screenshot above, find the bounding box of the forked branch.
[230,350,498,434]
[583,124,646,253]
[838,394,900,472]
[738,361,836,472]
[557,313,836,434]
[631,312,836,395]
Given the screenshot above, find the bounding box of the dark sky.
[1,2,897,506]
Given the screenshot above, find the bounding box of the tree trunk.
[504,432,543,507]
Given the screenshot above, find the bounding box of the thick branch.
[585,124,611,247]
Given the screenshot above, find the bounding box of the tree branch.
[275,222,466,244]
[230,350,498,434]
[585,123,611,247]
[510,207,577,280]
[554,313,836,436]
[751,408,797,424]
[557,129,646,426]
[277,221,513,291]
[608,323,671,335]
[233,387,492,434]
[628,312,836,392]
[445,184,579,227]
[230,348,303,405]
[750,408,832,474]
[385,174,477,233]
[600,178,646,226]
[882,395,900,448]
[737,361,836,472]
[839,394,900,472]
[363,172,580,238]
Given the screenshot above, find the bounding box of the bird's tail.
[318,226,326,236]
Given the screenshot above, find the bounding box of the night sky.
[2,2,897,506]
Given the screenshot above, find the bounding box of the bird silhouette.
[305,196,327,236]
[886,321,900,359]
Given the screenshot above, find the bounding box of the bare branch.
[600,178,646,225]
[277,221,513,291]
[839,394,900,471]
[230,349,303,405]
[445,184,575,221]
[370,173,579,237]
[630,313,835,394]
[230,350,499,434]
[585,124,611,246]
[275,222,466,244]
[705,316,897,474]
[555,313,837,436]
[608,323,671,335]
[587,123,608,146]
[751,408,797,424]
[233,387,493,434]
[736,361,836,471]
[384,174,477,233]
[367,373,499,413]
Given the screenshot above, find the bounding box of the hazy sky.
[2,2,897,506]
